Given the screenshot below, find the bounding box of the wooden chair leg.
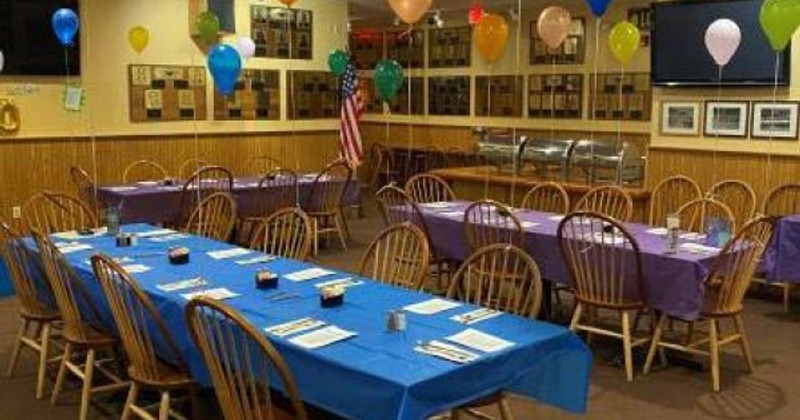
[497,394,514,420]
[51,342,72,405]
[158,391,171,420]
[709,319,721,392]
[79,349,96,420]
[121,382,139,420]
[6,318,28,377]
[733,314,755,372]
[644,313,668,374]
[569,303,583,331]
[35,323,52,400]
[783,283,791,313]
[335,213,348,250]
[312,218,319,256]
[622,311,634,382]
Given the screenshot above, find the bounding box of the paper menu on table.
[288,326,357,349]
[55,242,93,254]
[446,328,515,353]
[121,264,151,274]
[548,215,565,222]
[207,248,252,260]
[646,227,669,235]
[403,298,462,315]
[450,308,503,325]
[107,186,138,192]
[520,221,540,229]
[284,268,336,282]
[421,202,452,209]
[313,278,364,289]
[415,340,480,364]
[679,243,720,254]
[52,227,108,240]
[156,277,207,292]
[149,233,189,243]
[264,318,326,337]
[137,229,176,238]
[180,287,239,301]
[439,211,464,219]
[235,255,277,265]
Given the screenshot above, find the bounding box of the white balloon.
[237,36,256,59]
[705,19,742,67]
[0,50,4,73]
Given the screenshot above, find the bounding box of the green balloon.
[196,11,220,45]
[328,50,349,76]
[373,59,404,103]
[760,0,800,51]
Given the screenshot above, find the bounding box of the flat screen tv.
[0,0,80,76]
[652,0,790,87]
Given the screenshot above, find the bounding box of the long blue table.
[49,224,591,420]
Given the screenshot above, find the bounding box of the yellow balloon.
[474,14,509,63]
[128,26,150,54]
[608,21,640,65]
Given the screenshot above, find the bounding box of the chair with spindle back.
[446,243,543,420]
[1,221,60,400]
[557,211,650,381]
[358,223,430,291]
[91,254,199,420]
[122,159,170,183]
[250,207,313,261]
[758,183,800,311]
[520,182,570,214]
[464,200,524,253]
[174,165,234,228]
[178,158,209,179]
[575,185,634,222]
[707,179,757,228]
[405,173,456,204]
[183,192,237,242]
[244,155,283,176]
[236,169,299,246]
[185,297,309,420]
[304,160,353,254]
[70,166,100,214]
[648,175,703,227]
[675,197,737,234]
[32,231,129,420]
[22,191,99,235]
[645,217,776,391]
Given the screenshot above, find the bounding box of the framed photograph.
[704,101,749,138]
[661,101,701,136]
[751,101,800,140]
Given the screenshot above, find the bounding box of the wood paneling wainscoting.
[0,131,340,221]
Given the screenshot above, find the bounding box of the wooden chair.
[464,200,524,252]
[520,182,570,214]
[237,169,299,245]
[122,160,170,183]
[648,175,703,226]
[304,160,352,255]
[557,211,650,381]
[91,254,199,420]
[249,207,313,261]
[185,297,308,420]
[707,180,757,227]
[358,223,430,291]
[32,231,129,420]
[372,143,401,187]
[244,155,282,176]
[70,166,100,214]
[1,221,60,400]
[405,173,456,204]
[447,244,543,420]
[175,165,234,227]
[183,192,237,242]
[758,183,800,311]
[644,217,777,392]
[178,158,209,179]
[675,197,737,234]
[575,185,634,222]
[22,191,99,235]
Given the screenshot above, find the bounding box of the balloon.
[468,3,485,25]
[196,11,220,45]
[537,7,572,50]
[373,59,404,102]
[208,44,242,96]
[705,19,741,67]
[51,8,79,47]
[585,0,613,17]
[278,0,299,6]
[760,0,800,52]
[387,0,434,25]
[608,21,641,65]
[0,51,4,73]
[328,50,349,76]
[474,14,509,63]
[128,26,150,54]
[237,36,256,59]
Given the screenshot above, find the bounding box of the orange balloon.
[474,14,509,63]
[278,0,298,7]
[537,6,571,49]
[388,0,433,25]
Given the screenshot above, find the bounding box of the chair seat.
[19,308,61,323]
[62,323,117,347]
[129,359,194,390]
[575,296,645,311]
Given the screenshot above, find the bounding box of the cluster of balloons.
[51,8,79,47]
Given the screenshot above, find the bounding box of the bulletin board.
[251,5,313,59]
[128,65,208,123]
[213,69,281,120]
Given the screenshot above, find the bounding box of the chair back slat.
[177,166,234,225]
[184,192,237,241]
[22,191,99,235]
[465,200,524,252]
[557,211,645,308]
[405,174,456,203]
[257,169,298,216]
[649,175,702,226]
[0,221,56,316]
[92,254,186,381]
[763,183,800,217]
[244,155,282,176]
[185,298,308,420]
[447,244,543,318]
[250,208,312,261]
[575,186,633,222]
[305,160,352,214]
[676,197,737,234]
[179,159,210,179]
[123,160,170,183]
[70,166,99,213]
[358,223,430,291]
[707,180,756,227]
[521,182,570,214]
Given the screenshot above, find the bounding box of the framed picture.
[704,101,749,138]
[751,101,800,140]
[661,101,701,136]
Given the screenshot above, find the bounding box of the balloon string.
[616,66,624,156]
[509,0,521,207]
[550,56,556,140]
[405,30,413,187]
[286,7,300,205]
[767,52,780,195]
[589,18,601,144]
[712,65,722,188]
[484,63,492,201]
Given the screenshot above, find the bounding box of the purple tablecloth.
[97,175,359,224]
[414,201,718,321]
[760,215,800,284]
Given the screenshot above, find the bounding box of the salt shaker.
[386,310,407,332]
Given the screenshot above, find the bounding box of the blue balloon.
[585,0,613,17]
[208,44,242,96]
[51,8,79,47]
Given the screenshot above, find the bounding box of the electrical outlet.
[12,206,21,219]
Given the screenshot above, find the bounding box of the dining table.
[760,215,800,284]
[40,224,592,420]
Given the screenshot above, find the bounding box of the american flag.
[339,60,364,167]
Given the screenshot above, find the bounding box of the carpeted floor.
[1,202,799,420]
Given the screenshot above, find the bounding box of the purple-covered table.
[97,175,359,224]
[412,201,719,321]
[760,215,800,284]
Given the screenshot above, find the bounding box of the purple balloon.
[237,36,256,59]
[208,44,242,96]
[705,19,742,67]
[52,8,79,47]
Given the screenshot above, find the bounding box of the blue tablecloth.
[0,260,13,297]
[51,224,591,420]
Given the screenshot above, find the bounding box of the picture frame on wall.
[704,101,749,138]
[751,101,800,140]
[661,101,700,136]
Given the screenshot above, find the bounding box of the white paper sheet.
[420,202,452,209]
[121,264,151,274]
[55,242,93,254]
[314,278,363,289]
[207,248,252,260]
[264,318,326,337]
[157,277,208,292]
[149,233,189,243]
[548,215,565,222]
[107,186,138,192]
[181,287,239,301]
[137,228,176,238]
[439,211,464,219]
[646,227,669,235]
[446,328,515,353]
[415,340,480,364]
[288,326,357,349]
[520,221,540,229]
[403,298,462,315]
[450,308,503,325]
[235,255,278,265]
[679,242,720,254]
[679,232,706,241]
[136,181,160,186]
[284,268,336,282]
